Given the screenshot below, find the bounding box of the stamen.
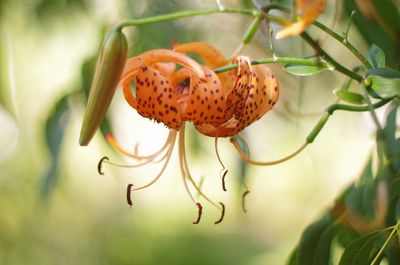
[214,202,226,224]
[98,156,109,175]
[106,130,175,161]
[230,137,308,166]
[193,202,203,224]
[215,137,228,191]
[126,184,134,207]
[179,124,220,209]
[132,131,177,191]
[242,190,250,213]
[221,170,228,192]
[196,176,205,198]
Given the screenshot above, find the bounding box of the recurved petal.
[134,65,181,129]
[173,42,227,68]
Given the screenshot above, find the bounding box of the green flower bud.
[79,30,128,146]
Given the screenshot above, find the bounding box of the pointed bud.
[79,30,128,146]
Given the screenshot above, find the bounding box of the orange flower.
[276,0,326,39]
[87,42,279,223]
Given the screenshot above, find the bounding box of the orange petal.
[275,0,326,39]
[195,65,279,138]
[134,65,181,129]
[121,49,204,81]
[174,42,227,68]
[175,67,231,125]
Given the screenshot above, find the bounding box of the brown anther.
[193,202,203,224]
[242,190,250,213]
[126,184,134,208]
[97,156,109,175]
[214,202,225,224]
[221,170,228,192]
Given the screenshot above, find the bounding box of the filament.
[132,131,177,191]
[179,124,220,209]
[215,137,228,192]
[230,137,308,166]
[228,43,245,61]
[106,130,175,160]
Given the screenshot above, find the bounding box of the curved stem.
[300,32,363,82]
[115,8,259,31]
[307,99,391,143]
[312,21,372,68]
[214,57,329,73]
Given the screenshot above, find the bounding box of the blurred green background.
[0,0,398,264]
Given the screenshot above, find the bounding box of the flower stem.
[115,8,259,31]
[312,21,373,69]
[300,32,363,82]
[306,99,390,143]
[213,57,329,73]
[371,220,400,265]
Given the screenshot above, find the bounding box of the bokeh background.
[1,0,399,264]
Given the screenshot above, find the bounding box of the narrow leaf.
[297,215,335,265]
[42,94,71,200]
[334,89,365,104]
[366,44,386,68]
[339,231,384,265]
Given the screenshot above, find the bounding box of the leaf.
[334,89,365,104]
[286,247,298,265]
[366,75,400,99]
[380,105,400,170]
[284,61,331,76]
[339,231,384,265]
[41,94,71,200]
[297,215,335,265]
[366,44,386,68]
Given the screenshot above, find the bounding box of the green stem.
[213,57,328,73]
[306,99,390,143]
[361,84,383,130]
[301,32,363,82]
[371,220,400,265]
[312,21,373,69]
[115,8,259,31]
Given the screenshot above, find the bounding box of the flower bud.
[79,30,128,146]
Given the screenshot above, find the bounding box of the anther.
[126,184,134,208]
[221,170,228,192]
[193,202,203,224]
[98,156,109,175]
[214,202,225,224]
[242,190,250,213]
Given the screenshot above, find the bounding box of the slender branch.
[371,220,400,265]
[307,99,391,143]
[300,32,363,82]
[115,8,260,31]
[312,21,373,69]
[213,57,329,73]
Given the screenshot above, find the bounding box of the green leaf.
[366,44,386,68]
[42,94,71,201]
[334,89,365,104]
[284,58,332,76]
[380,106,400,170]
[297,215,335,265]
[366,75,400,99]
[339,231,384,265]
[286,247,298,265]
[395,199,400,221]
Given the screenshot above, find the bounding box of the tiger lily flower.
[83,41,280,223]
[276,0,326,39]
